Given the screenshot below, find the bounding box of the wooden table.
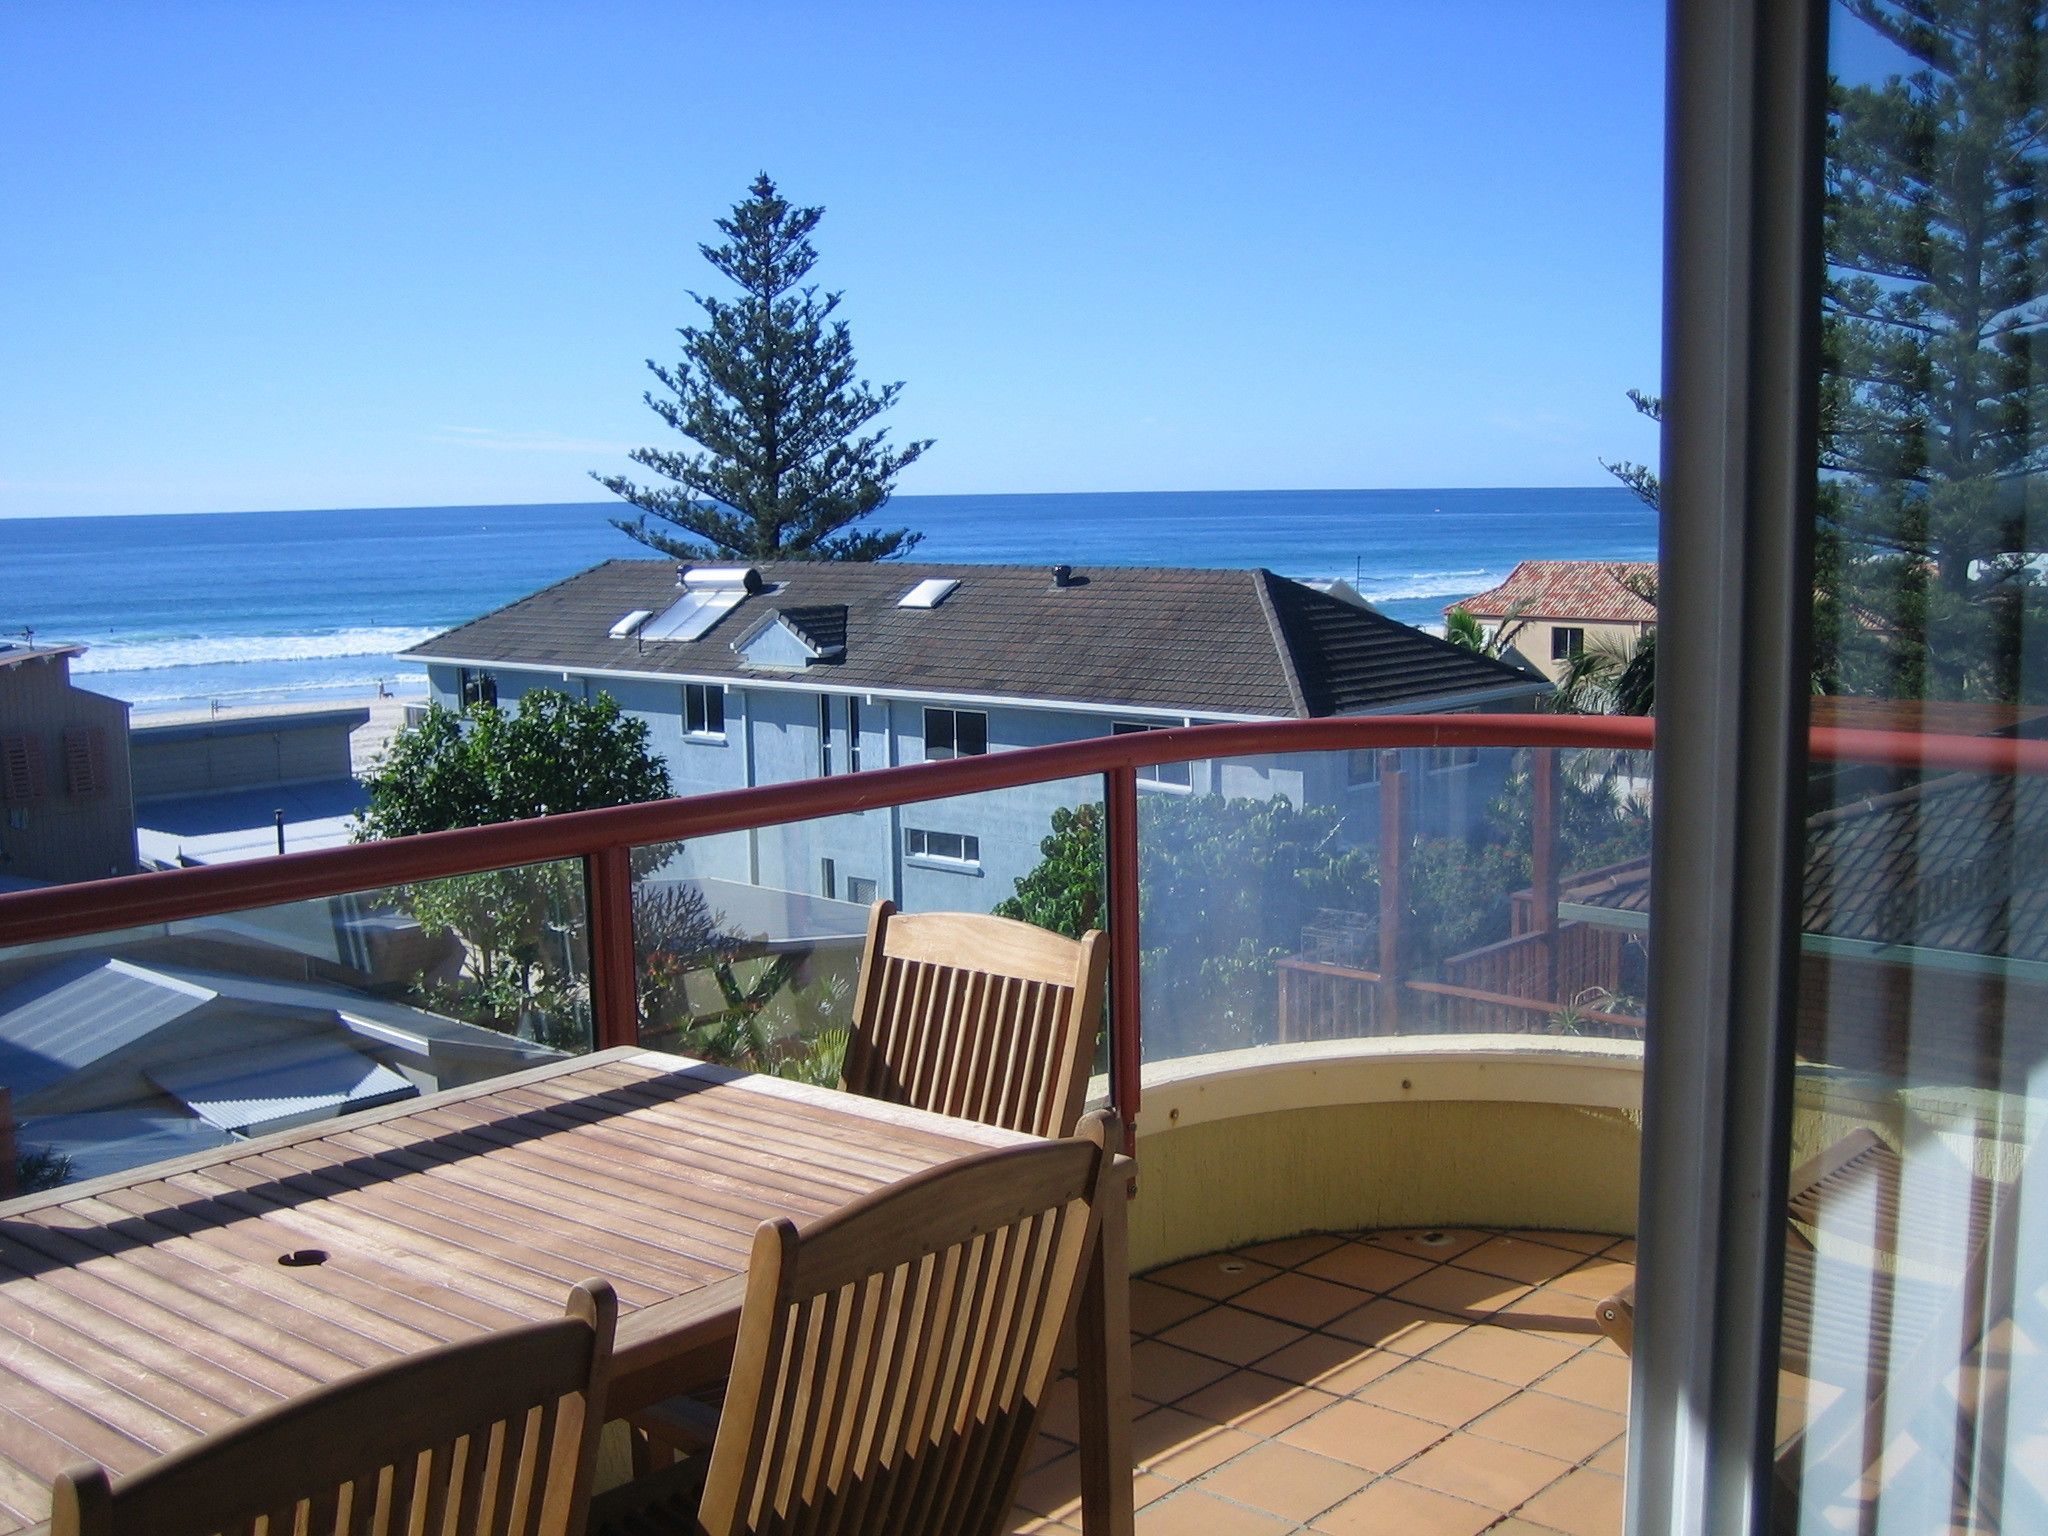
[0,1047,1133,1534]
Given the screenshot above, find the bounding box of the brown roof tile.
[1451,562,1657,625]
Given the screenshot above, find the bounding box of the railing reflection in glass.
[0,859,591,1196]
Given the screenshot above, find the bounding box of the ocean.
[4,488,1656,716]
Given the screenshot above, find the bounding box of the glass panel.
[1780,4,2048,1528]
[0,860,590,1193]
[629,776,1104,1082]
[1136,744,1652,1063]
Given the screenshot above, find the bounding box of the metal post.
[1104,766,1143,1156]
[1531,747,1559,1002]
[1377,750,1406,1032]
[584,846,640,1051]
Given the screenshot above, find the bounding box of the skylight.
[898,578,959,610]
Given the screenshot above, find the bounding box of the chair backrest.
[695,1111,1120,1536]
[50,1279,618,1536]
[841,900,1107,1139]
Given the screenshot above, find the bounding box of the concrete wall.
[1124,1039,1644,1270]
[130,709,370,800]
[1502,619,1650,686]
[0,656,135,884]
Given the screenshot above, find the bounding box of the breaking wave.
[71,627,444,676]
[1353,568,1501,603]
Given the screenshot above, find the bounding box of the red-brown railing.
[4,713,2044,1141]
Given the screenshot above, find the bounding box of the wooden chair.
[598,1112,1122,1536]
[840,899,1107,1140]
[51,1279,618,1536]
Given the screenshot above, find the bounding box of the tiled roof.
[407,560,1544,720]
[1451,561,1658,624]
[1562,771,2048,963]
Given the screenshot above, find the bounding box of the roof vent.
[898,577,960,610]
[1051,564,1074,588]
[680,565,765,594]
[609,609,654,639]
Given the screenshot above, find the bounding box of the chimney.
[1051,564,1074,589]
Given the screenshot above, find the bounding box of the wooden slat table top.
[0,1046,1026,1535]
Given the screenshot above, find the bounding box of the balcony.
[0,713,2031,1534]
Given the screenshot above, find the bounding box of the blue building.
[405,561,1546,915]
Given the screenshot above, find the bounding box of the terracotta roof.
[1450,561,1658,624]
[407,560,1545,720]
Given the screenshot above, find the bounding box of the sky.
[0,2,1666,518]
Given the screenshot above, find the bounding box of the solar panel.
[641,586,748,642]
[609,609,654,639]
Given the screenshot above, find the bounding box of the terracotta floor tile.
[1131,1278,1216,1336]
[1467,1391,1626,1462]
[1516,1467,1626,1535]
[1233,1270,1373,1328]
[1493,1287,1615,1343]
[1005,1509,1080,1535]
[1392,1264,1532,1316]
[1036,1374,1080,1441]
[1027,1431,1072,1471]
[1534,1352,1633,1414]
[1255,1332,1405,1395]
[1132,1472,1179,1510]
[1013,1452,1083,1519]
[1300,1240,1437,1294]
[1177,1373,1338,1436]
[1157,1305,1307,1368]
[1545,1257,1639,1302]
[1456,1234,1593,1285]
[1423,1323,1584,1386]
[1397,1435,1573,1512]
[1199,1442,1374,1523]
[1364,1228,1493,1261]
[1277,1395,1448,1472]
[1356,1358,1520,1428]
[1325,1296,1470,1355]
[1135,1488,1293,1535]
[1485,1521,1568,1535]
[1240,1233,1346,1268]
[1588,1434,1630,1475]
[1605,1239,1637,1263]
[1132,1406,1261,1483]
[1131,1339,1237,1406]
[1310,1478,1499,1536]
[1146,1254,1282,1301]
[1511,1229,1618,1256]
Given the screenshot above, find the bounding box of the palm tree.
[1444,598,1532,659]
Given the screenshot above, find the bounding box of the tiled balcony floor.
[1012,1228,1635,1536]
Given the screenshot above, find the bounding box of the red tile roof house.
[1450,561,1657,686]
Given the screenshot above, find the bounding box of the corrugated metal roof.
[16,1110,236,1184]
[150,1034,415,1136]
[0,957,215,1098]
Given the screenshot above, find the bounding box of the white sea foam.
[1355,568,1503,602]
[71,626,444,675]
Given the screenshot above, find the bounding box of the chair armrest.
[1595,1284,1636,1356]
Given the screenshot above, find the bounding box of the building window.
[1428,744,1480,772]
[905,828,980,865]
[924,707,987,760]
[820,857,836,900]
[684,683,725,738]
[61,727,107,798]
[819,695,833,776]
[1346,748,1381,788]
[1551,627,1586,662]
[847,696,861,774]
[457,668,497,708]
[1113,722,1192,788]
[0,735,46,803]
[846,875,878,905]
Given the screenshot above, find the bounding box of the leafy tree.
[358,691,671,1037]
[1444,599,1533,659]
[1820,0,2048,699]
[997,796,1375,1055]
[595,174,931,563]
